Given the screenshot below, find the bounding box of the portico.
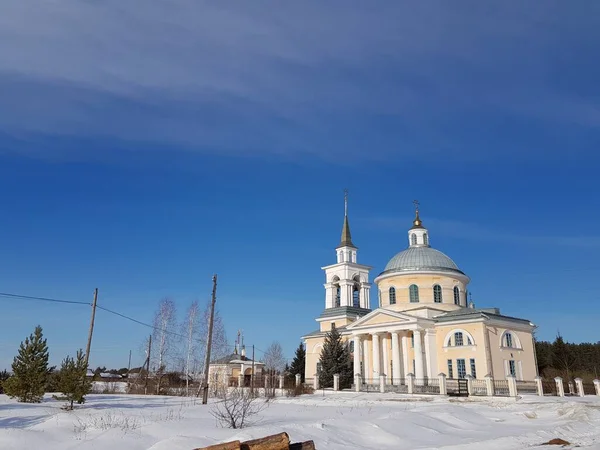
[348,309,437,384]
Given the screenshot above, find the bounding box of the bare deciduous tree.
[210,387,266,429]
[182,300,200,395]
[151,298,178,393]
[262,341,286,398]
[197,300,229,375]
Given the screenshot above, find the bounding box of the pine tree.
[3,325,49,403]
[289,342,306,383]
[318,327,353,389]
[54,349,91,410]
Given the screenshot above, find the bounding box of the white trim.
[374,270,470,285]
[499,330,523,349]
[443,328,476,347]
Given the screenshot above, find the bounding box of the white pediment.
[346,308,421,330]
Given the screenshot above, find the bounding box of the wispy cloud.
[0,1,598,162]
[363,216,600,249]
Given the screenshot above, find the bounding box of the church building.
[302,197,538,384]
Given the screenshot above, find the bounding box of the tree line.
[0,325,91,409]
[536,334,600,382]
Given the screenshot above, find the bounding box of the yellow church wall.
[486,325,537,380]
[318,317,356,332]
[434,322,489,379]
[376,273,467,309]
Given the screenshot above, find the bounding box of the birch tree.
[182,300,200,395]
[152,298,178,393]
[197,300,229,375]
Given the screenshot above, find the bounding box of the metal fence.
[471,379,488,396]
[413,378,440,394]
[582,383,596,395]
[516,381,537,395]
[541,380,557,396]
[493,380,510,396]
[385,382,408,394]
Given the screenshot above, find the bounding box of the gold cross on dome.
[413,199,420,212]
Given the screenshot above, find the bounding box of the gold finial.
[411,200,423,228]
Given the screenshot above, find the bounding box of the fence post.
[355,374,361,392]
[574,378,584,397]
[238,373,244,388]
[379,375,386,393]
[593,379,600,396]
[535,376,544,396]
[506,375,517,397]
[313,374,319,390]
[465,374,474,396]
[554,377,565,397]
[438,373,447,395]
[407,373,415,394]
[279,375,285,390]
[333,374,340,391]
[265,376,269,389]
[484,375,494,397]
[295,373,301,387]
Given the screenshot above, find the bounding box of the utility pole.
[127,349,132,389]
[84,288,98,370]
[200,274,217,404]
[144,334,152,395]
[251,345,255,395]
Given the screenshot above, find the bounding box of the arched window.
[411,233,417,246]
[353,286,360,308]
[389,287,396,305]
[453,286,460,305]
[503,332,513,348]
[349,340,354,352]
[433,285,442,303]
[423,233,428,246]
[409,284,419,303]
[454,332,464,346]
[335,286,341,307]
[445,329,475,347]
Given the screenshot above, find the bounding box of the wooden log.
[194,440,242,450]
[240,432,290,450]
[290,441,316,450]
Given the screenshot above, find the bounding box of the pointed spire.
[338,189,356,248]
[411,199,424,229]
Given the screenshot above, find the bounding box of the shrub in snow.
[3,325,49,403]
[53,349,91,410]
[210,387,267,429]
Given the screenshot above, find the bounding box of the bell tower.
[321,190,373,311]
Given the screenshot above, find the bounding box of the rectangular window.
[331,322,336,330]
[470,358,476,379]
[447,359,453,379]
[413,359,415,375]
[457,359,466,379]
[454,332,463,346]
[508,360,516,376]
[411,333,414,348]
[316,362,322,374]
[505,333,513,348]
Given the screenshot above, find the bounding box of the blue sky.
[0,2,599,370]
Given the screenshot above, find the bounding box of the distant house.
[86,369,124,382]
[208,346,264,387]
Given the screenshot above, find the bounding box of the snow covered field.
[1,392,599,450]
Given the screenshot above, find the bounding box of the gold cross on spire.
[413,199,420,213]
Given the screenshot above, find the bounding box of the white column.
[391,332,401,382]
[413,330,424,379]
[424,329,437,379]
[340,281,353,307]
[507,375,517,397]
[353,335,362,376]
[382,334,390,380]
[594,379,600,396]
[438,373,447,395]
[295,373,301,387]
[372,333,381,383]
[361,283,372,309]
[401,334,410,378]
[555,377,565,397]
[333,374,340,391]
[324,283,334,308]
[575,378,584,397]
[535,376,543,396]
[363,338,370,381]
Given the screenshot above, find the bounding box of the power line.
[0,291,90,306]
